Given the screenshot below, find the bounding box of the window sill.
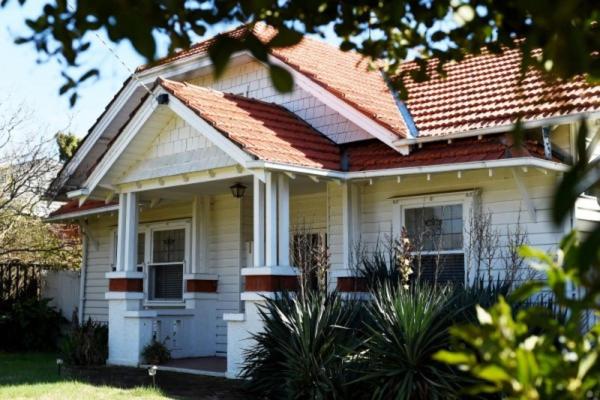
[143,300,186,308]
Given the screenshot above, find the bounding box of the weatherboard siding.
[81,197,244,356]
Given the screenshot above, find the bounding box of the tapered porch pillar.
[105,191,147,366]
[334,182,367,294]
[225,171,298,379]
[183,195,218,357]
[242,171,297,292]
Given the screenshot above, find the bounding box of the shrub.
[60,318,108,366]
[356,284,476,400]
[242,291,365,399]
[141,338,171,365]
[0,297,64,351]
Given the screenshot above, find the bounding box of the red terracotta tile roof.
[399,48,600,137]
[158,78,342,170]
[49,200,117,218]
[139,24,409,138]
[345,134,554,172]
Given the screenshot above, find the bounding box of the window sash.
[148,262,184,301]
[404,204,464,252]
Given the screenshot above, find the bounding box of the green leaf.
[267,27,303,48]
[474,365,512,383]
[269,64,294,92]
[433,350,474,365]
[208,35,241,78]
[77,69,99,83]
[509,281,546,302]
[578,351,598,380]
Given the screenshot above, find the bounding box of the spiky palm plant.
[357,284,473,400]
[241,291,365,399]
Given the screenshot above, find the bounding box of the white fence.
[41,270,80,321]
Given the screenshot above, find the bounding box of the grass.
[0,352,168,399]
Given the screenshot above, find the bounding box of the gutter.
[246,157,569,181]
[46,204,119,222]
[394,111,600,146]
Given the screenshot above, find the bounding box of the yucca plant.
[357,284,474,400]
[241,291,365,399]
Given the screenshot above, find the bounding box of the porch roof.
[344,134,557,171]
[158,78,342,170]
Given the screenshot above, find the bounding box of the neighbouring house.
[45,24,600,378]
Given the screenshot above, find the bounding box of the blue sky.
[0,2,149,139]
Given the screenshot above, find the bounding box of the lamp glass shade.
[230,183,247,198]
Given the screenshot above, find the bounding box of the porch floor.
[142,356,227,377]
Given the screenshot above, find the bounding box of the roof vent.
[156,93,169,105]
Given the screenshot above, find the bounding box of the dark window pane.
[152,229,185,263]
[137,233,145,265]
[405,204,463,251]
[150,264,183,299]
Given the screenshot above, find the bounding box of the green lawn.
[0,353,168,399]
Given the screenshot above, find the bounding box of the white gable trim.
[82,94,159,198]
[52,53,257,199]
[79,86,258,200]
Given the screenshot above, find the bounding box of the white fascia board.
[266,56,410,155]
[54,79,140,193]
[82,92,159,195]
[45,204,119,222]
[118,165,252,193]
[397,111,600,146]
[165,90,255,167]
[245,160,345,179]
[249,157,567,182]
[66,188,89,199]
[345,158,569,180]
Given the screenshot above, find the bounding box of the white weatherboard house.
[47,25,600,378]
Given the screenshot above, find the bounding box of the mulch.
[65,365,252,400]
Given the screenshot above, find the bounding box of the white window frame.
[392,190,477,285]
[110,218,191,306]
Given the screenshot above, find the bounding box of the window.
[148,228,186,300]
[395,193,472,286]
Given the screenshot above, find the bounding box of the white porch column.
[191,195,210,273]
[342,183,360,270]
[265,171,278,267]
[277,174,290,266]
[226,171,298,379]
[184,195,218,358]
[106,191,145,367]
[123,192,138,272]
[115,193,128,271]
[253,175,265,267]
[334,182,366,295]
